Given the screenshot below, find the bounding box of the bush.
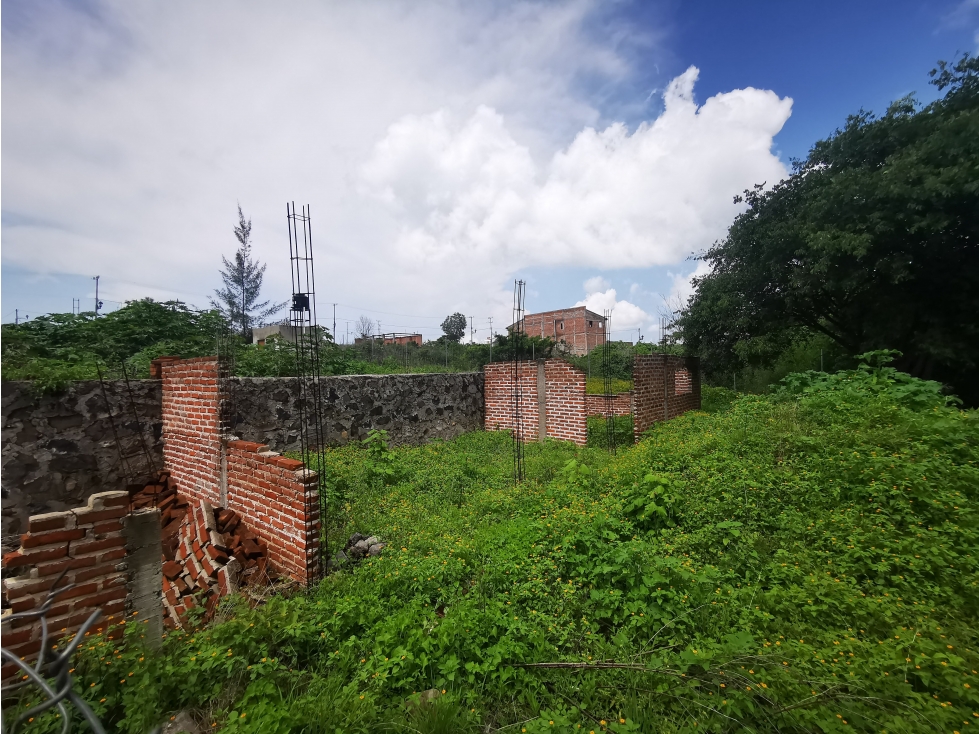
[29,364,977,733]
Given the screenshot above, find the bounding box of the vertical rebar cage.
[512,279,526,483]
[602,309,616,454]
[286,203,328,583]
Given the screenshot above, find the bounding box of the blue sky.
[3,0,977,341]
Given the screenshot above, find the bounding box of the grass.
[26,362,979,733]
[585,377,632,395]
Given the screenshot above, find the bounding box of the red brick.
[92,520,124,534]
[20,528,87,548]
[73,507,128,524]
[36,555,96,577]
[72,536,126,556]
[3,545,68,568]
[6,639,44,658]
[1,627,34,647]
[97,548,127,563]
[28,515,68,533]
[73,587,126,609]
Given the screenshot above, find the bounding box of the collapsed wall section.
[633,354,702,442]
[159,357,319,585]
[484,359,587,446]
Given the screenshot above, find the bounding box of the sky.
[2,0,977,344]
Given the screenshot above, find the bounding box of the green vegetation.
[586,415,634,449]
[24,357,976,733]
[679,54,979,405]
[585,377,632,395]
[0,300,227,392]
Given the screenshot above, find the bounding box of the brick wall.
[159,357,319,584]
[484,361,540,443]
[225,441,319,584]
[585,392,633,417]
[484,359,587,446]
[633,355,702,442]
[160,357,223,506]
[1,491,161,680]
[518,308,606,356]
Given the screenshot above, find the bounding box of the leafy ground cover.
[585,377,633,395]
[22,359,979,733]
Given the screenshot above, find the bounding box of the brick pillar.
[160,357,223,506]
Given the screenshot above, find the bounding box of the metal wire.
[0,573,121,734]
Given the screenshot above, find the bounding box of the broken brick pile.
[130,475,275,629]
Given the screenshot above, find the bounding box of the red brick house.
[511,307,606,356]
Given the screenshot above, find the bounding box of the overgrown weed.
[25,359,978,732]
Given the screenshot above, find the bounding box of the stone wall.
[225,372,484,452]
[1,380,163,547]
[2,371,484,544]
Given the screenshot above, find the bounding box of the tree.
[210,205,285,337]
[356,315,376,340]
[678,54,979,404]
[441,312,467,342]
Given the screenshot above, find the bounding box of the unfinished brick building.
[512,308,606,356]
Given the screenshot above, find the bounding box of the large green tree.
[679,55,979,403]
[440,312,468,342]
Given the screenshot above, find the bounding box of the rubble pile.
[129,473,276,628]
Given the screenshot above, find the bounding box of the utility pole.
[93,275,101,316]
[488,316,493,362]
[15,309,19,325]
[332,304,337,344]
[469,316,474,344]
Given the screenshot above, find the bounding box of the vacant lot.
[34,363,979,733]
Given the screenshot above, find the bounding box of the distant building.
[354,333,423,346]
[511,307,606,356]
[252,323,299,345]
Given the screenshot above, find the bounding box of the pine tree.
[210,205,286,337]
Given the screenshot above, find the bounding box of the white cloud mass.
[2,1,791,334]
[361,65,791,277]
[575,277,649,338]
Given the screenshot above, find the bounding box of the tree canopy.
[210,205,285,336]
[678,54,979,404]
[441,312,468,342]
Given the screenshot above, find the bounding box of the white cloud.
[583,276,611,294]
[666,260,712,311]
[362,65,791,282]
[2,2,790,336]
[575,279,649,340]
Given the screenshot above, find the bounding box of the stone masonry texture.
[225,372,484,452]
[1,380,163,548]
[2,370,484,547]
